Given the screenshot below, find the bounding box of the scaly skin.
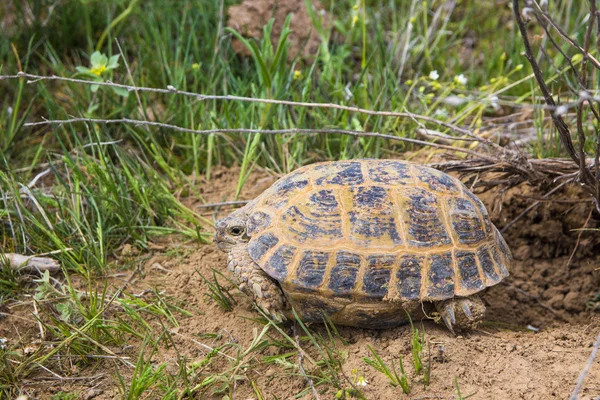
[227,244,287,322]
[434,295,486,334]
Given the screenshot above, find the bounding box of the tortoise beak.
[214,231,233,252]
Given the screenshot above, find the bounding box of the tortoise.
[214,159,511,332]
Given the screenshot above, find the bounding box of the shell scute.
[281,198,343,244]
[489,243,510,279]
[414,165,460,194]
[328,251,361,295]
[476,245,499,284]
[264,244,296,280]
[396,255,424,300]
[403,188,451,248]
[367,160,413,184]
[363,254,395,298]
[426,253,455,299]
[464,189,492,234]
[247,211,271,236]
[448,197,486,245]
[248,232,279,262]
[292,250,330,291]
[455,250,483,295]
[264,170,309,209]
[349,186,403,247]
[313,161,364,186]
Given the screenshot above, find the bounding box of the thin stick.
[569,330,600,400]
[22,116,496,161]
[196,200,250,209]
[565,208,593,268]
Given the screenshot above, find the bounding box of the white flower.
[0,338,7,350]
[454,74,467,85]
[429,70,439,81]
[356,376,369,386]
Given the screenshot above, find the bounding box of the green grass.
[0,0,596,397]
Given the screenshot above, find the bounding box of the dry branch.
[513,0,600,210]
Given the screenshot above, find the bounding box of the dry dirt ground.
[4,164,600,399]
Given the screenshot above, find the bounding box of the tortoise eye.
[229,226,244,236]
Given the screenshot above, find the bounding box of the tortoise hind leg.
[434,295,485,334]
[227,244,287,322]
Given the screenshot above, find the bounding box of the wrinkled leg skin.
[434,295,485,334]
[227,244,287,322]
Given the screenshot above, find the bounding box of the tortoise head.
[214,208,250,252]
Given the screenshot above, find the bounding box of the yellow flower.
[294,70,302,80]
[90,65,107,76]
[191,63,200,70]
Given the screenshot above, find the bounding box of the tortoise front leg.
[227,244,287,322]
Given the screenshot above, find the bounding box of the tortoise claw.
[440,303,456,334]
[434,296,485,334]
[462,302,473,320]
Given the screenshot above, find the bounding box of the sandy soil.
[3,164,600,399]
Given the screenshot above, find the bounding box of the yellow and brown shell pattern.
[246,160,511,306]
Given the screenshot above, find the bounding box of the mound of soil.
[227,0,329,61]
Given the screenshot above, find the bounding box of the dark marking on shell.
[363,255,395,298]
[281,204,343,243]
[489,244,510,278]
[414,166,459,193]
[264,244,296,280]
[426,253,455,299]
[329,251,361,295]
[248,233,279,262]
[396,255,424,300]
[292,250,330,291]
[404,188,451,248]
[314,162,364,186]
[264,171,309,209]
[494,227,513,262]
[455,250,483,292]
[247,211,271,236]
[477,245,499,283]
[349,186,403,246]
[464,190,492,233]
[368,160,412,184]
[448,197,486,245]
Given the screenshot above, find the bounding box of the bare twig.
[565,208,594,268]
[22,116,497,161]
[569,330,600,400]
[196,200,250,209]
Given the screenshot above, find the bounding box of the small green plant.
[408,317,431,388]
[75,51,128,96]
[363,345,410,394]
[196,269,237,312]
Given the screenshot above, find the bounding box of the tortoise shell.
[245,159,511,308]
